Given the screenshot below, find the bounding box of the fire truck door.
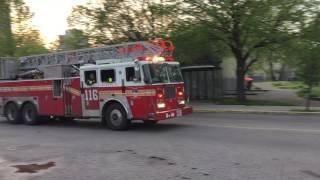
[80,70,100,117]
[63,79,82,117]
[52,80,64,116]
[64,79,72,116]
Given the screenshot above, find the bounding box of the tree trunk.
[268,59,276,81]
[305,85,312,111]
[236,60,246,103]
[279,64,288,81]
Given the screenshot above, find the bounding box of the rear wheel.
[22,103,39,125]
[104,103,130,130]
[4,103,22,124]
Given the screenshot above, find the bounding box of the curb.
[194,109,320,115]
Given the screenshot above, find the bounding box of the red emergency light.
[120,39,175,62]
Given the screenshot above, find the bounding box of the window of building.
[85,70,97,86]
[101,69,115,83]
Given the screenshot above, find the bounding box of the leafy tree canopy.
[68,0,180,45]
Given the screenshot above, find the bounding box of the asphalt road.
[1,113,320,180]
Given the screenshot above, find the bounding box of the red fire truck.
[0,40,192,130]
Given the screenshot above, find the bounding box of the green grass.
[272,81,304,90]
[271,81,320,98]
[193,98,295,106]
[297,86,320,98]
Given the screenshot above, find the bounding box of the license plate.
[177,109,182,117]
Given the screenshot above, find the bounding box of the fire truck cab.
[78,59,191,129]
[0,40,192,130]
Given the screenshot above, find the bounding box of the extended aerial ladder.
[0,40,174,79]
[19,40,175,71]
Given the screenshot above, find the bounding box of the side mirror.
[134,65,141,82]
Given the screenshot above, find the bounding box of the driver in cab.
[87,72,97,85]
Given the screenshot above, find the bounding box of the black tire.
[4,103,22,124]
[143,120,158,126]
[104,103,130,130]
[22,103,39,125]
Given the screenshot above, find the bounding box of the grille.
[164,86,176,99]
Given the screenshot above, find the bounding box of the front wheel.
[104,103,130,130]
[4,103,22,124]
[22,103,39,125]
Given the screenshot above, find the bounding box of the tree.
[0,0,15,56]
[59,29,90,51]
[171,23,227,66]
[174,0,318,103]
[14,29,48,56]
[11,0,47,56]
[252,42,296,81]
[295,15,320,111]
[298,51,320,111]
[0,0,47,57]
[68,0,179,45]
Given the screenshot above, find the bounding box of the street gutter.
[194,108,320,115]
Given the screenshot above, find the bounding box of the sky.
[24,0,87,45]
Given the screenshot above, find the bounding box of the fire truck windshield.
[143,63,183,84]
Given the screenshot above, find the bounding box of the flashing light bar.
[137,56,173,62]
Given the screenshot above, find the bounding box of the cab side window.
[126,67,135,82]
[101,69,115,83]
[85,70,97,86]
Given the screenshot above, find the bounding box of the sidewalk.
[191,103,320,115]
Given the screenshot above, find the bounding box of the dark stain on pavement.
[125,149,137,154]
[181,177,192,179]
[147,156,176,166]
[149,156,167,161]
[233,162,241,166]
[302,170,320,179]
[12,161,55,174]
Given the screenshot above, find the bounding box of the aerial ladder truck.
[0,40,192,130]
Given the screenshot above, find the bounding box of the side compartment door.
[63,78,82,117]
[52,80,65,116]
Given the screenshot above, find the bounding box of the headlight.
[178,100,185,105]
[157,103,166,109]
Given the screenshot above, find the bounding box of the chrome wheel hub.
[110,109,123,126]
[25,109,33,122]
